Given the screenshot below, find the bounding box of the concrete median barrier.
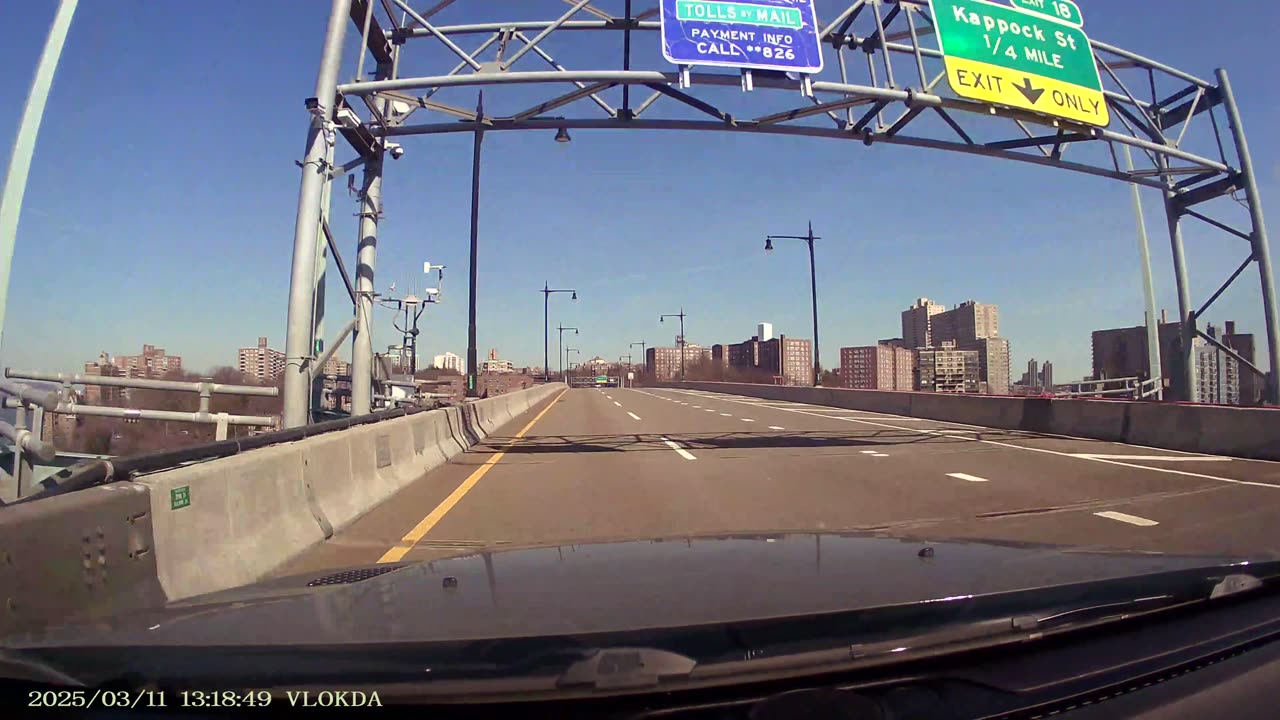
[661,381,1279,460]
[138,444,326,601]
[1193,404,1280,459]
[0,482,165,638]
[1045,399,1128,442]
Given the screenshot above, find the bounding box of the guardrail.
[4,369,279,439]
[1051,376,1160,399]
[0,370,281,502]
[0,379,59,461]
[0,379,64,500]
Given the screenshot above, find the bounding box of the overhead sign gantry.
[275,0,1280,427]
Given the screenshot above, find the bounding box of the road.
[277,386,1280,576]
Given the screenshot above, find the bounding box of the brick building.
[720,334,813,386]
[646,345,712,381]
[115,344,182,377]
[839,344,913,390]
[83,353,125,405]
[238,337,285,384]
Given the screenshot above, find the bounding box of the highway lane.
[278,386,1280,577]
[648,387,1280,555]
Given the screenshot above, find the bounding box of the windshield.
[1,0,1278,701]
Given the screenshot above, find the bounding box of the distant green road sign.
[930,0,1108,127]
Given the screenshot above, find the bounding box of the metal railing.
[0,379,58,461]
[1051,376,1161,399]
[4,369,280,440]
[0,378,63,501]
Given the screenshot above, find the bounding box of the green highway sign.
[170,486,190,510]
[930,0,1108,127]
[1009,0,1082,28]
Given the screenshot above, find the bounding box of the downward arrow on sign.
[1015,77,1045,104]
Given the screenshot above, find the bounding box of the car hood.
[2,532,1261,649]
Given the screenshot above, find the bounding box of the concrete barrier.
[1194,404,1280,459]
[1046,399,1129,442]
[303,430,368,535]
[660,381,1280,460]
[0,482,165,638]
[138,383,563,601]
[138,444,326,601]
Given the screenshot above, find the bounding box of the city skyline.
[1,2,1277,386]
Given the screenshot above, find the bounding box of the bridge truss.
[282,0,1278,426]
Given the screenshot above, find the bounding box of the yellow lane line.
[377,390,567,563]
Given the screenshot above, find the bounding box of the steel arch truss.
[280,0,1277,425]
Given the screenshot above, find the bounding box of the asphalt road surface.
[277,386,1280,576]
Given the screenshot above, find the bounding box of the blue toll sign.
[660,0,824,74]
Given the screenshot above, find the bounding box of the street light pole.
[565,347,580,382]
[660,310,687,382]
[630,341,646,373]
[557,324,578,383]
[542,282,578,382]
[765,221,822,387]
[465,92,484,399]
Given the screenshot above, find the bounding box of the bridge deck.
[278,386,1280,577]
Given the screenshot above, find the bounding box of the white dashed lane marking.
[1094,511,1159,527]
[627,412,641,420]
[660,437,697,461]
[946,473,989,482]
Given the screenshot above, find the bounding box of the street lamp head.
[571,290,578,301]
[574,328,579,335]
[660,316,664,323]
[764,237,774,254]
[555,127,572,143]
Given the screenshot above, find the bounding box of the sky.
[1,0,1277,383]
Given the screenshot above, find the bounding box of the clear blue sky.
[1,1,1277,382]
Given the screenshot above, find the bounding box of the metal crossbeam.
[986,133,1091,152]
[1176,175,1240,209]
[350,0,393,65]
[514,81,615,121]
[644,83,733,124]
[1194,253,1256,321]
[389,0,482,70]
[513,31,616,116]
